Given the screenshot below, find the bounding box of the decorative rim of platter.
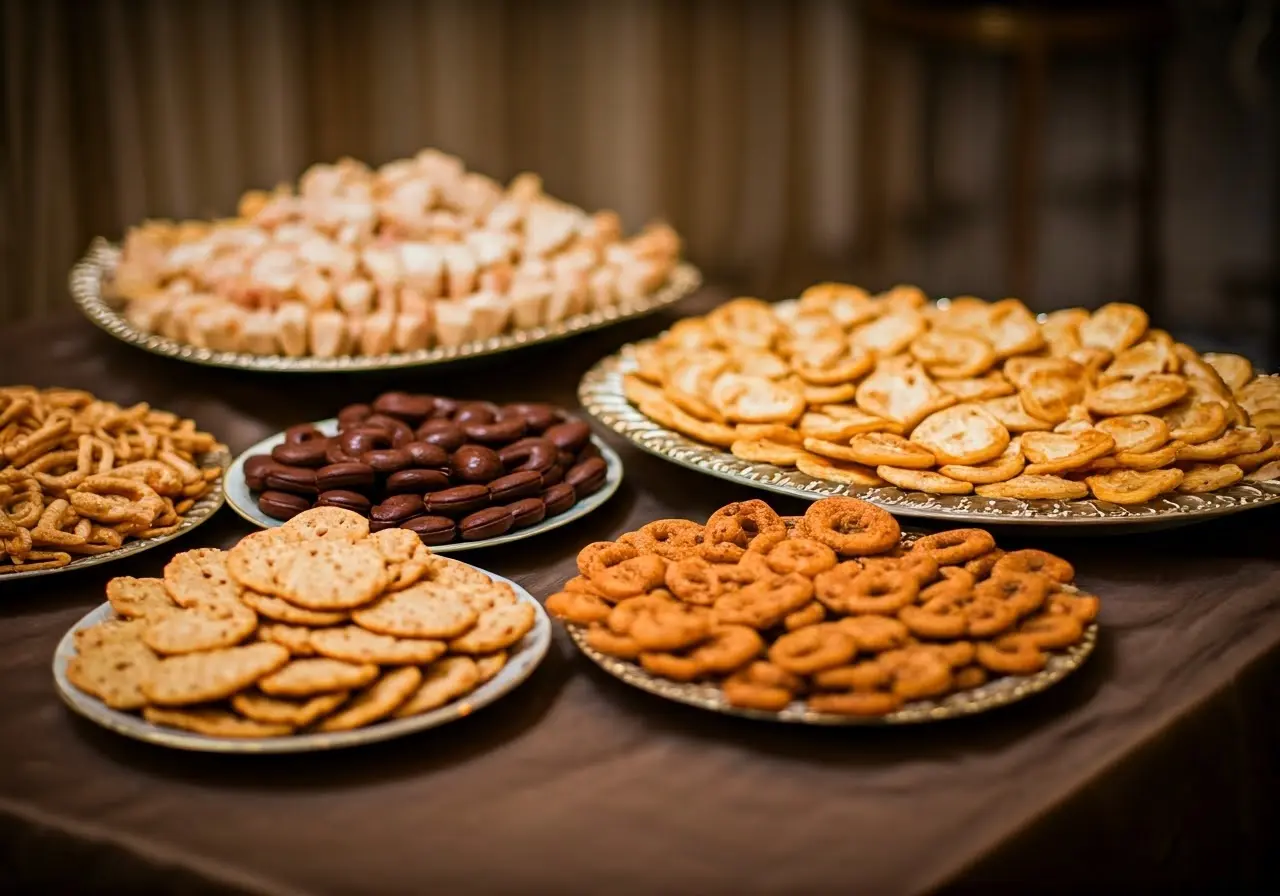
[578,344,1280,527]
[568,618,1095,726]
[224,419,624,553]
[1,447,229,582]
[53,572,551,753]
[70,238,702,373]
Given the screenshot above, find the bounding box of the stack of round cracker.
[547,496,1097,717]
[66,507,534,738]
[620,286,1280,503]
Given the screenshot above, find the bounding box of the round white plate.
[53,570,551,753]
[225,418,622,552]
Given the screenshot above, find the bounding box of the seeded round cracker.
[317,667,423,732]
[67,639,159,710]
[142,642,290,706]
[393,657,480,718]
[231,690,348,727]
[240,591,348,627]
[351,580,480,639]
[256,622,318,656]
[455,579,519,613]
[106,577,176,620]
[309,626,447,665]
[272,539,389,611]
[474,652,509,685]
[426,556,492,587]
[143,603,259,655]
[163,548,242,609]
[448,602,536,654]
[281,506,370,542]
[258,658,380,698]
[226,535,294,595]
[142,706,293,738]
[371,527,434,591]
[74,617,149,652]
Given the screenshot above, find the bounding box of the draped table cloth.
[1,298,1278,896]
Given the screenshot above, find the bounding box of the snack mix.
[109,148,682,357]
[66,508,534,737]
[622,284,1280,504]
[1,387,224,574]
[548,496,1097,717]
[244,392,607,545]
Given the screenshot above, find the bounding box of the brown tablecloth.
[2,303,1279,896]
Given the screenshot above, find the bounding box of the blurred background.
[1,0,1276,362]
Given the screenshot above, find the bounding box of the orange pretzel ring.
[802,497,900,557]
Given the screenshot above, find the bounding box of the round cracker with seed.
[370,527,435,591]
[309,626,447,665]
[256,622,318,656]
[272,539,389,611]
[143,602,259,655]
[142,642,290,706]
[231,690,348,728]
[317,667,423,732]
[448,602,537,654]
[281,506,370,542]
[241,591,348,627]
[67,638,159,710]
[351,580,480,639]
[106,577,176,620]
[875,465,973,495]
[258,658,380,698]
[474,652,509,685]
[142,706,293,738]
[393,657,481,718]
[163,548,242,609]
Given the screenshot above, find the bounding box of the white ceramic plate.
[224,419,622,552]
[53,570,551,753]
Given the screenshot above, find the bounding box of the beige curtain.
[0,0,1272,336]
[0,0,865,324]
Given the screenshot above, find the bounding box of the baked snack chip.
[619,284,1278,505]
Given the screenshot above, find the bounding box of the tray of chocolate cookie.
[224,391,621,551]
[2,386,228,579]
[579,283,1280,529]
[547,496,1097,724]
[54,507,551,752]
[70,148,700,373]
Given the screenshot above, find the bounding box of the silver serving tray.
[569,621,1095,725]
[54,570,551,753]
[71,238,702,373]
[1,447,229,581]
[225,419,623,552]
[579,345,1280,530]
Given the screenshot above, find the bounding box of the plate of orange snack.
[547,496,1097,724]
[71,148,699,372]
[580,283,1280,528]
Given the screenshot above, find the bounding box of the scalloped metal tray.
[578,345,1280,530]
[71,238,701,373]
